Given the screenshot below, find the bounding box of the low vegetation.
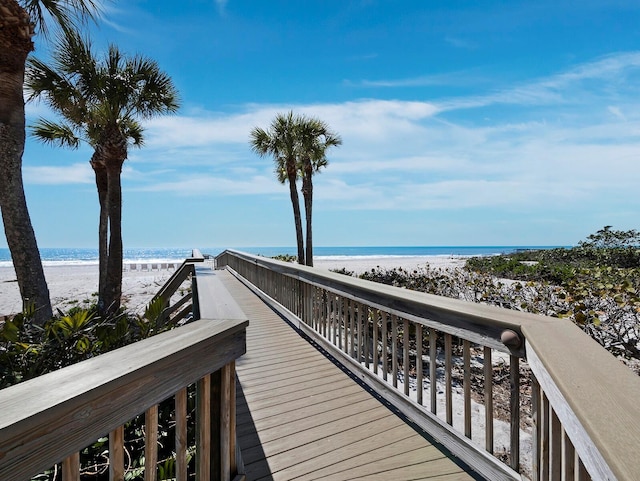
[347,227,640,372]
[0,299,194,480]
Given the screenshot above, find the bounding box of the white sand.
[313,255,467,274]
[0,264,175,317]
[0,256,466,317]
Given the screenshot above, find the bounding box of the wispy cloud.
[445,36,477,50]
[354,70,487,88]
[24,163,93,185]
[215,0,228,14]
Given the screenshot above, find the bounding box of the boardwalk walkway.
[215,269,481,480]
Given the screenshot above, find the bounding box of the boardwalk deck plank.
[215,269,479,481]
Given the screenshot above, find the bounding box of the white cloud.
[134,174,282,196]
[31,52,640,221]
[24,163,94,185]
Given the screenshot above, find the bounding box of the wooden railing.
[216,249,640,481]
[0,253,247,481]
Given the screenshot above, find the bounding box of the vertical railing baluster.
[357,303,363,363]
[109,425,125,481]
[510,355,520,471]
[62,453,80,481]
[322,290,328,338]
[364,305,371,369]
[484,346,493,454]
[337,295,343,350]
[445,333,452,425]
[341,296,347,352]
[430,328,437,415]
[550,408,561,480]
[349,299,355,357]
[562,427,575,481]
[576,454,589,481]
[196,374,211,479]
[220,363,233,480]
[175,387,188,481]
[145,404,159,481]
[381,311,388,381]
[391,314,398,388]
[463,340,471,439]
[229,362,237,476]
[416,324,423,406]
[531,376,540,480]
[372,309,379,374]
[541,391,550,481]
[403,318,410,396]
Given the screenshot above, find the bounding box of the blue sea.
[0,246,563,268]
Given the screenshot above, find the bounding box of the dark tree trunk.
[103,162,123,316]
[98,126,127,317]
[302,164,314,267]
[90,156,108,310]
[0,1,52,323]
[287,166,305,265]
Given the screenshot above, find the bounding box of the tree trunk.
[91,156,108,310]
[302,167,314,267]
[287,171,305,265]
[98,125,127,317]
[103,162,123,316]
[0,1,52,323]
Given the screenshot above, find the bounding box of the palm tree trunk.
[288,173,305,265]
[103,163,123,316]
[91,157,108,310]
[302,171,314,267]
[0,2,52,323]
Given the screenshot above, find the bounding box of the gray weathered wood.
[224,265,520,481]
[219,249,640,481]
[62,452,79,481]
[145,405,158,481]
[464,339,471,439]
[110,425,125,481]
[0,319,247,481]
[484,346,494,454]
[175,388,188,481]
[193,266,246,321]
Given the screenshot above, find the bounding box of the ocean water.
[0,246,562,268]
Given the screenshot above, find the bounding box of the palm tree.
[0,0,99,324]
[250,112,305,265]
[26,30,179,316]
[296,116,341,267]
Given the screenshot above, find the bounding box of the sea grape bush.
[357,255,640,372]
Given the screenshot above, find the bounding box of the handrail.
[0,251,247,481]
[0,318,247,481]
[151,249,204,310]
[216,248,640,481]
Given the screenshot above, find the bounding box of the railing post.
[196,363,237,481]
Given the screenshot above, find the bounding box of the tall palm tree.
[0,0,99,323]
[26,30,179,316]
[296,116,341,267]
[250,112,305,265]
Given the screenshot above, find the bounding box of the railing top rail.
[216,249,544,353]
[217,248,640,481]
[0,318,248,481]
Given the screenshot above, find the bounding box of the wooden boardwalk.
[215,269,481,480]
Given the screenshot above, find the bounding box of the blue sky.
[9,0,640,248]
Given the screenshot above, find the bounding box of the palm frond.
[22,0,102,38]
[29,118,82,148]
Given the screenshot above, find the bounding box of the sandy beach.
[0,264,176,317]
[0,255,467,317]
